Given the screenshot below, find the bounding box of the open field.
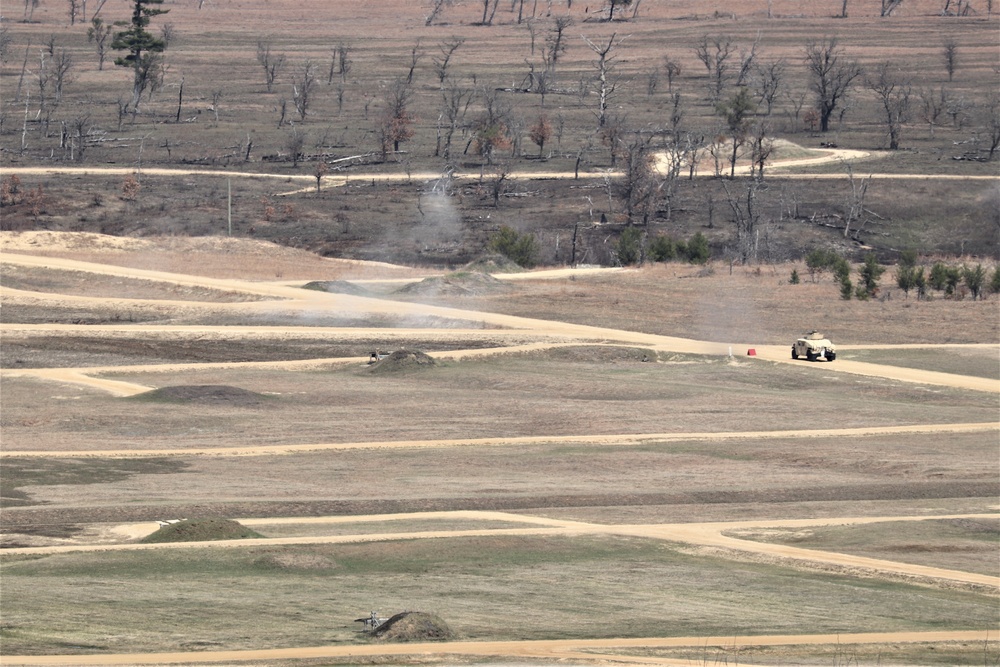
[1,232,998,665]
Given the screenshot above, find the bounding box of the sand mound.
[301,280,372,296]
[140,518,263,543]
[462,253,524,274]
[132,385,268,406]
[395,272,512,297]
[373,612,454,642]
[366,350,436,374]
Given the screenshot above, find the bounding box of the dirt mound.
[373,612,454,642]
[395,271,513,297]
[461,253,524,274]
[132,385,268,406]
[140,518,263,543]
[301,280,371,296]
[366,350,436,374]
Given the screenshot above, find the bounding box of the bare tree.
[68,0,80,25]
[291,61,316,120]
[607,0,634,21]
[425,0,453,26]
[334,43,351,84]
[663,56,681,92]
[583,32,627,128]
[88,17,111,70]
[735,35,760,87]
[256,39,284,93]
[406,41,424,84]
[804,37,863,133]
[50,48,73,106]
[942,37,958,82]
[748,119,775,179]
[985,94,1000,161]
[470,85,513,165]
[543,16,572,73]
[843,165,872,239]
[918,86,947,137]
[716,86,756,178]
[480,0,501,25]
[618,130,661,225]
[377,77,415,158]
[23,0,40,22]
[434,38,464,87]
[753,59,785,117]
[285,127,306,167]
[210,89,222,122]
[436,82,473,159]
[694,35,734,99]
[880,0,904,15]
[867,62,911,150]
[723,178,764,263]
[70,113,90,160]
[159,22,175,48]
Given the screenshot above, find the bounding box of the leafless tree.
[210,89,222,122]
[867,62,911,150]
[607,0,634,21]
[333,43,351,84]
[583,32,627,128]
[291,61,316,120]
[425,0,453,26]
[256,39,284,93]
[663,56,681,92]
[735,35,760,87]
[753,59,785,117]
[88,18,110,70]
[804,37,863,132]
[159,23,175,48]
[918,87,947,137]
[377,77,415,158]
[436,82,474,159]
[285,127,306,167]
[942,38,958,82]
[406,41,424,84]
[543,16,572,73]
[67,0,79,25]
[946,94,972,129]
[747,119,774,180]
[23,0,40,23]
[434,38,464,87]
[723,178,764,263]
[880,0,904,15]
[843,165,872,239]
[50,48,73,106]
[480,0,501,25]
[0,26,11,62]
[985,94,1000,160]
[470,85,513,165]
[70,113,90,160]
[486,161,513,207]
[618,130,662,225]
[694,35,734,99]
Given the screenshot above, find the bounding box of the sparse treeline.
[0,0,997,269]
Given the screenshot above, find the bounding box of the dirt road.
[3,252,997,397]
[3,630,997,666]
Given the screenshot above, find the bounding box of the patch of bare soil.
[132,385,269,406]
[251,549,338,571]
[372,612,455,643]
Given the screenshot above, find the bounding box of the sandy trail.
[6,511,998,588]
[3,252,998,398]
[2,422,995,458]
[2,630,998,666]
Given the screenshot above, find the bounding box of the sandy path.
[2,422,995,458]
[3,630,998,666]
[4,252,999,397]
[6,512,997,587]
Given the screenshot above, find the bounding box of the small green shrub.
[858,253,885,299]
[647,234,677,262]
[684,232,710,264]
[487,225,539,268]
[615,226,644,265]
[962,264,986,300]
[790,268,800,284]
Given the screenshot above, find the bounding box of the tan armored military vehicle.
[792,331,836,361]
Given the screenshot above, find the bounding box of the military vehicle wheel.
[806,351,818,361]
[791,348,798,359]
[826,352,836,361]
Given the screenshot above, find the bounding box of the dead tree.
[804,37,863,132]
[291,61,316,121]
[256,39,284,93]
[867,61,911,150]
[694,35,734,99]
[434,38,464,87]
[843,165,872,239]
[583,32,627,128]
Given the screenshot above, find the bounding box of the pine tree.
[111,0,168,113]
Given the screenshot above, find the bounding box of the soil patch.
[130,385,270,406]
[301,280,373,296]
[462,254,525,274]
[140,518,263,543]
[372,612,454,642]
